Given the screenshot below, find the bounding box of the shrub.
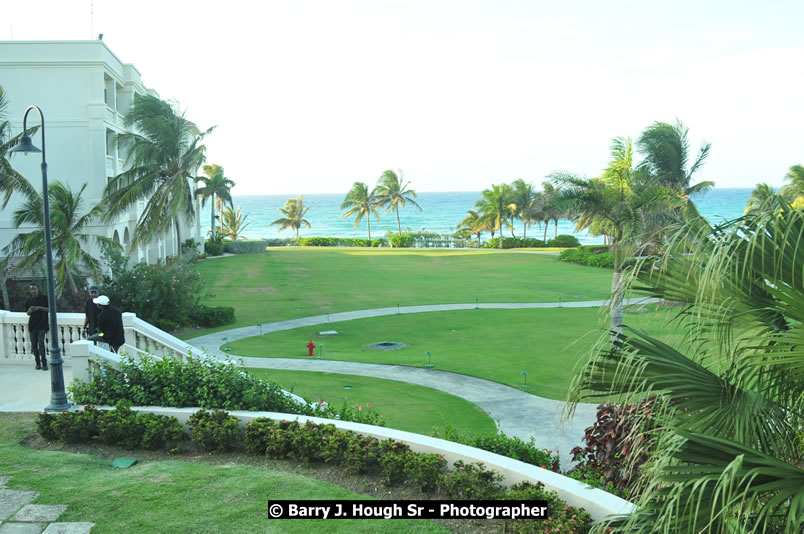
[405,453,448,492]
[439,460,505,500]
[98,400,144,448]
[244,418,278,454]
[189,305,235,327]
[379,440,412,486]
[188,409,242,452]
[298,237,336,247]
[101,252,204,331]
[568,397,659,498]
[204,239,225,256]
[223,240,269,254]
[560,247,617,269]
[388,234,415,248]
[547,234,580,248]
[504,481,593,533]
[68,356,387,425]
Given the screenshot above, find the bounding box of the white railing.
[0,310,195,362]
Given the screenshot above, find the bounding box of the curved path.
[186,298,658,466]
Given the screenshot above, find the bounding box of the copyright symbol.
[268,503,283,518]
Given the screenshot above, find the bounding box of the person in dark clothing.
[24,284,49,370]
[83,285,100,338]
[93,295,125,353]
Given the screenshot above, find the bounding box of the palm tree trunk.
[367,217,371,241]
[611,268,624,338]
[477,232,481,246]
[175,218,182,260]
[543,222,548,243]
[396,208,401,235]
[523,222,527,239]
[498,220,504,249]
[210,192,216,241]
[554,219,558,238]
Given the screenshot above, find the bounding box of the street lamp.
[10,105,70,412]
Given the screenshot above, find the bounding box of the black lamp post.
[10,106,70,412]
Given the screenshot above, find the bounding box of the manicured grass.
[189,248,614,337]
[230,306,688,400]
[0,413,445,533]
[247,369,498,437]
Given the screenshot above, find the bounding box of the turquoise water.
[203,188,752,245]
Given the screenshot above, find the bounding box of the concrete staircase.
[0,476,93,533]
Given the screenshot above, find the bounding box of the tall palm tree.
[569,201,804,533]
[0,85,39,209]
[552,137,665,334]
[2,181,119,297]
[511,179,539,239]
[101,94,214,259]
[781,164,804,207]
[374,169,422,235]
[341,182,380,240]
[271,195,311,239]
[636,119,714,197]
[195,163,234,241]
[220,206,250,241]
[475,183,515,249]
[540,181,563,242]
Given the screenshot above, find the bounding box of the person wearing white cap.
[93,295,125,353]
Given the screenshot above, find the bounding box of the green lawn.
[231,306,688,400]
[0,413,444,533]
[247,369,497,437]
[190,248,614,337]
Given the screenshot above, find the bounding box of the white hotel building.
[0,40,202,267]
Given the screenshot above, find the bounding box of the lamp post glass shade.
[10,134,42,154]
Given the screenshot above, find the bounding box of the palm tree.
[781,164,804,207]
[475,183,515,249]
[2,181,119,297]
[569,200,804,533]
[195,163,234,241]
[374,169,422,235]
[540,181,563,242]
[271,195,311,239]
[744,183,780,215]
[101,94,214,259]
[0,85,39,209]
[552,137,666,334]
[636,119,714,197]
[511,179,539,239]
[458,209,485,246]
[341,182,380,240]
[220,206,250,241]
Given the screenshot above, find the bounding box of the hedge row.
[484,235,580,249]
[298,237,387,247]
[38,408,592,531]
[188,305,235,327]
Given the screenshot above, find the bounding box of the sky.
[4,0,803,195]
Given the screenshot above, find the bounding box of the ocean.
[202,188,753,246]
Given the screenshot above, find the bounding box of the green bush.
[102,251,204,331]
[204,239,225,256]
[379,440,412,486]
[405,453,448,492]
[223,240,269,254]
[37,402,186,451]
[68,356,387,425]
[484,237,547,249]
[439,460,505,500]
[298,237,388,247]
[504,481,592,533]
[388,234,415,248]
[188,409,242,452]
[547,234,580,248]
[189,305,235,327]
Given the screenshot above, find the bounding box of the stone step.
[0,477,93,534]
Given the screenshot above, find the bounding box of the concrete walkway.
[186,298,657,465]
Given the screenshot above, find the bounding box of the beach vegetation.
[194,163,234,241]
[475,183,516,249]
[374,169,422,235]
[340,181,380,240]
[101,94,214,259]
[511,178,541,239]
[781,164,804,207]
[569,204,804,532]
[220,205,250,240]
[271,194,311,238]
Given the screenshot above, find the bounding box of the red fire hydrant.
[306,339,316,356]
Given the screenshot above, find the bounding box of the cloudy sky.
[4,0,803,195]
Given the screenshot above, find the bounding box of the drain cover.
[363,341,410,351]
